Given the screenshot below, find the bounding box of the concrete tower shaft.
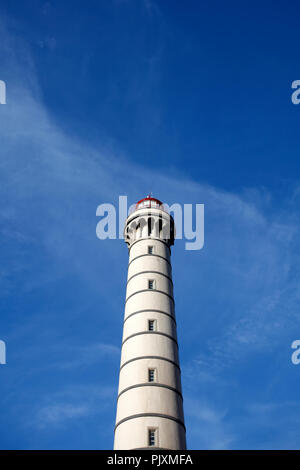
[114,197,186,450]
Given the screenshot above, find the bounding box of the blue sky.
[0,0,300,450]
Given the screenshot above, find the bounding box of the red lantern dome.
[135,195,164,210]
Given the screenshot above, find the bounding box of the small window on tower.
[148,246,154,254]
[148,320,155,331]
[148,369,156,382]
[148,279,155,290]
[148,429,156,446]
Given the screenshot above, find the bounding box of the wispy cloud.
[184,397,235,450]
[36,403,90,427]
[57,343,120,370]
[33,384,116,429]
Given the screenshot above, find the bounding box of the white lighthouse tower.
[114,196,186,450]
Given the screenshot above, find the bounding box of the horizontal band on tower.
[127,270,173,287]
[117,383,183,401]
[131,447,172,450]
[124,309,176,325]
[128,237,171,255]
[114,413,186,433]
[125,289,175,305]
[128,253,171,269]
[122,331,178,348]
[120,355,181,372]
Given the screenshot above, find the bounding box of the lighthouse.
[114,196,186,450]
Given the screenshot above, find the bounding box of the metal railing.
[128,201,170,215]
